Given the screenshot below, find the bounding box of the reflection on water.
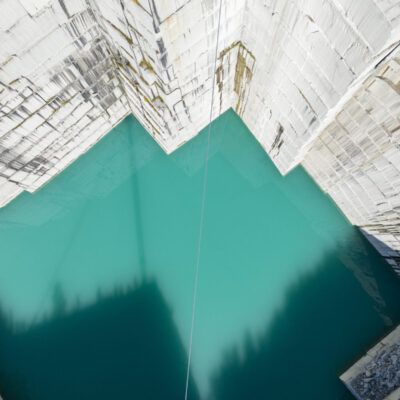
[0,109,399,399]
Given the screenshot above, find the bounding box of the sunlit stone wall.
[235,1,400,273]
[0,0,130,205]
[303,53,400,274]
[92,0,244,153]
[239,0,400,174]
[1,0,400,273]
[0,0,244,204]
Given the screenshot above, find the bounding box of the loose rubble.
[350,343,400,400]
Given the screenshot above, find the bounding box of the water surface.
[0,109,399,399]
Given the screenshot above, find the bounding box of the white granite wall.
[303,51,400,274]
[239,0,399,174]
[0,0,244,205]
[1,0,400,273]
[0,0,130,206]
[230,0,400,273]
[93,0,244,152]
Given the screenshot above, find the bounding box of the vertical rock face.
[239,0,399,173]
[1,0,400,272]
[303,58,400,272]
[0,0,129,204]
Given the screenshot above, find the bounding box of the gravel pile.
[350,342,400,400]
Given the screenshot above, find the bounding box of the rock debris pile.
[350,342,400,400]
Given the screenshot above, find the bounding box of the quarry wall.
[1,0,400,274]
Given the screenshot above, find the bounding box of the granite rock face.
[1,0,400,272]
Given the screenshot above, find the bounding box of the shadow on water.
[209,231,400,400]
[2,232,399,400]
[0,279,200,400]
[0,111,400,399]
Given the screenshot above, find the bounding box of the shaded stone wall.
[1,0,400,273]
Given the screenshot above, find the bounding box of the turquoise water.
[0,109,399,399]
